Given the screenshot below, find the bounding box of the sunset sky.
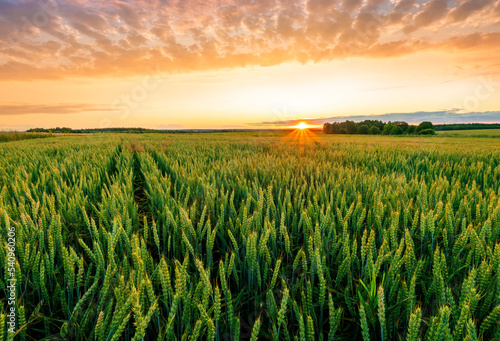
[1,0,500,130]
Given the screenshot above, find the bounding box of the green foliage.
[434,123,500,131]
[324,120,386,135]
[395,121,409,132]
[368,126,381,135]
[418,128,435,135]
[382,123,395,135]
[417,121,434,132]
[390,125,404,135]
[357,124,369,135]
[324,120,429,136]
[407,125,416,134]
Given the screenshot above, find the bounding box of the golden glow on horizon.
[0,0,500,130]
[295,122,311,130]
[1,54,500,131]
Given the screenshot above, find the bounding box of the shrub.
[418,128,435,135]
[416,121,434,133]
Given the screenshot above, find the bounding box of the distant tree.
[416,121,434,133]
[27,128,45,133]
[362,120,385,130]
[323,123,331,134]
[322,119,433,136]
[390,125,404,135]
[382,123,395,135]
[345,120,357,134]
[357,124,369,134]
[324,122,341,134]
[374,121,385,130]
[395,121,409,132]
[368,126,381,135]
[418,128,435,135]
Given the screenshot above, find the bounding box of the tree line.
[323,120,435,135]
[434,123,500,131]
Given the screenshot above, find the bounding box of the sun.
[295,121,311,130]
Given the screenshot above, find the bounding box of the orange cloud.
[0,0,499,80]
[0,103,117,115]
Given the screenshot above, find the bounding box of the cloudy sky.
[0,0,499,129]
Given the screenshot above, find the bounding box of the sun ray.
[282,121,323,153]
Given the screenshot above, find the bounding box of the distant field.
[0,131,54,142]
[437,129,500,137]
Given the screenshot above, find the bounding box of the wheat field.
[1,132,499,340]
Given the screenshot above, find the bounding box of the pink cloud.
[0,0,498,80]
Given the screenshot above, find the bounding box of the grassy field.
[1,132,499,340]
[436,129,500,137]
